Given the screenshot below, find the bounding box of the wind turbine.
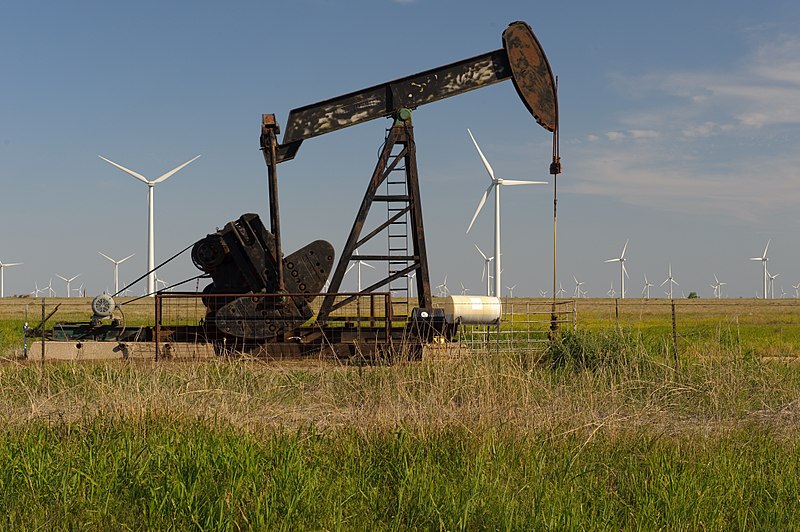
[0,260,22,298]
[407,271,416,298]
[556,283,566,298]
[793,282,800,298]
[465,128,547,299]
[604,240,629,298]
[539,289,548,298]
[642,275,653,299]
[767,270,779,300]
[45,278,55,297]
[572,275,584,298]
[460,282,471,295]
[710,273,726,299]
[99,154,201,296]
[98,252,135,295]
[505,284,517,299]
[661,264,679,299]
[436,275,450,297]
[750,240,770,299]
[474,244,494,296]
[607,283,616,298]
[344,249,375,292]
[56,274,80,298]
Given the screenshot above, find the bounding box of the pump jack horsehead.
[192,21,558,346]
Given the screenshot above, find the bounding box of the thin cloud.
[574,32,800,225]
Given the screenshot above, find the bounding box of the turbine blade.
[604,258,620,263]
[467,128,495,181]
[99,156,150,185]
[500,180,548,186]
[622,263,629,278]
[152,155,201,184]
[362,261,376,270]
[763,239,770,259]
[466,184,492,233]
[474,244,488,260]
[621,239,629,259]
[56,275,67,282]
[98,251,114,262]
[120,253,135,263]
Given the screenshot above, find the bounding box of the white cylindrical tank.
[444,295,502,325]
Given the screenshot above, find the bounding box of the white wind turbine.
[465,128,547,299]
[556,283,566,298]
[99,154,201,296]
[710,273,726,299]
[505,284,517,299]
[604,240,629,298]
[460,282,471,295]
[345,249,375,292]
[642,275,653,299]
[750,240,770,299]
[98,252,135,295]
[0,260,22,298]
[407,272,416,298]
[474,244,495,296]
[436,275,450,297]
[793,282,800,298]
[607,283,616,298]
[661,264,679,299]
[572,275,584,298]
[56,274,80,298]
[767,270,779,300]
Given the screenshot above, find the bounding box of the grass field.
[1,296,800,528]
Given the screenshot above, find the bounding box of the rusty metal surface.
[191,214,334,339]
[502,21,558,132]
[269,20,558,163]
[280,49,510,147]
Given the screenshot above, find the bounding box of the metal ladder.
[385,142,411,319]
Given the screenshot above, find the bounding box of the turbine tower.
[750,240,770,299]
[604,240,629,298]
[0,260,22,298]
[99,154,200,296]
[465,128,547,298]
[98,252,135,295]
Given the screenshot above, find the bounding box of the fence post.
[41,298,46,366]
[671,299,680,373]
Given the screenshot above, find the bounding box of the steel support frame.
[318,118,432,322]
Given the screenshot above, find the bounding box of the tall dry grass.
[2,328,799,443]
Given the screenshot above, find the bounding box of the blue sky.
[2,1,799,299]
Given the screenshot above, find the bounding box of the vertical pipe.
[671,299,680,373]
[148,185,155,296]
[41,298,45,365]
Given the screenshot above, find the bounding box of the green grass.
[1,419,799,530]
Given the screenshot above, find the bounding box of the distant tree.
[688,292,699,299]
